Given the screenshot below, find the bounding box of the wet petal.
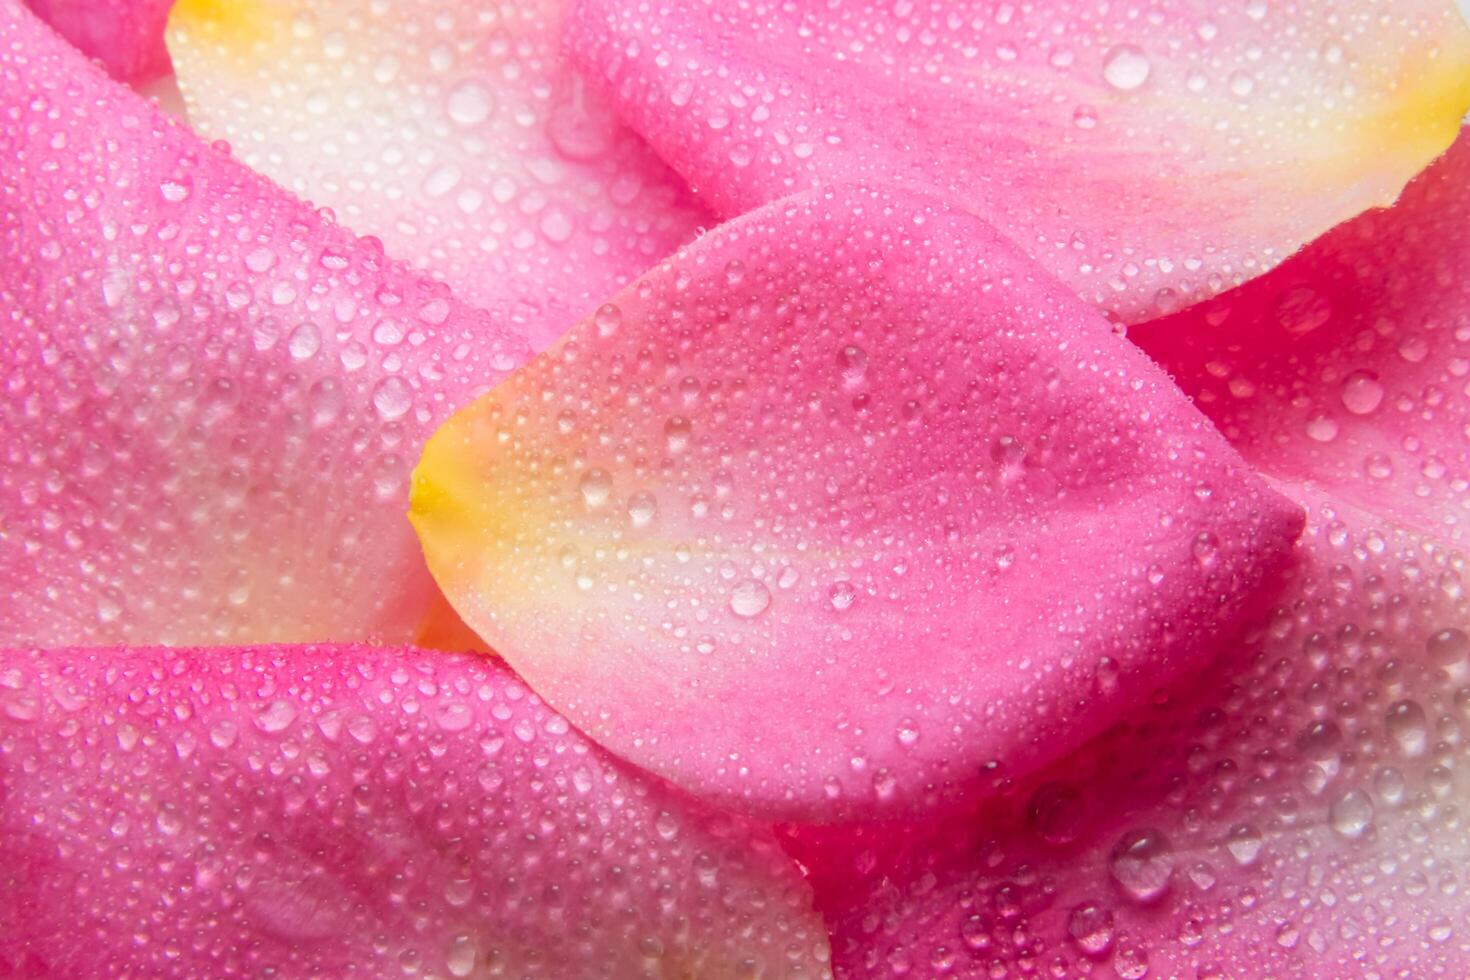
[0,643,831,977]
[167,0,712,351]
[410,184,1303,820]
[789,124,1470,980]
[566,0,1470,322]
[1133,131,1470,546]
[23,0,172,82]
[0,1,531,647]
[787,490,1470,977]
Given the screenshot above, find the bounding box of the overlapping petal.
[787,497,1470,977]
[786,126,1470,980]
[22,0,172,82]
[0,0,531,647]
[410,184,1303,821]
[565,0,1470,323]
[0,643,832,977]
[166,0,713,351]
[1132,132,1470,546]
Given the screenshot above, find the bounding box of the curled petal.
[566,0,1470,322]
[167,0,713,350]
[410,185,1303,820]
[0,1,531,647]
[788,492,1470,977]
[0,643,832,977]
[23,0,172,82]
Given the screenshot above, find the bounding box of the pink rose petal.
[0,1,530,647]
[167,0,713,351]
[1133,132,1470,546]
[410,184,1303,820]
[23,0,172,82]
[566,0,1470,322]
[789,123,1470,980]
[787,491,1470,977]
[0,643,832,977]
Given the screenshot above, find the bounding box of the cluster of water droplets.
[0,644,832,977]
[568,0,1467,321]
[167,0,708,350]
[0,12,530,647]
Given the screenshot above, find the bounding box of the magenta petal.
[787,489,1470,977]
[1134,132,1470,546]
[0,1,532,647]
[566,0,1470,322]
[0,643,832,976]
[411,185,1303,820]
[23,0,172,82]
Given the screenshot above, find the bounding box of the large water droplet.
[1102,45,1151,91]
[730,580,771,618]
[1108,829,1173,903]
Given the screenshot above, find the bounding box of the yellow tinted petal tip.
[169,0,278,47]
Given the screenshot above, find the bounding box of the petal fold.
[167,0,713,351]
[411,185,1303,820]
[0,643,831,977]
[566,0,1470,322]
[0,0,530,647]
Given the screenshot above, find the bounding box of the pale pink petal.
[23,0,172,82]
[787,490,1470,977]
[410,184,1303,820]
[0,643,832,977]
[0,1,531,647]
[166,0,713,351]
[1133,132,1470,547]
[566,0,1470,323]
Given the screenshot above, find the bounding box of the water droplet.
[1340,370,1384,415]
[828,580,857,611]
[594,303,622,337]
[1102,45,1151,91]
[445,935,478,977]
[579,469,612,510]
[1109,829,1173,903]
[1329,789,1374,839]
[1275,286,1332,334]
[445,82,492,127]
[372,376,411,421]
[730,580,771,618]
[627,491,658,528]
[1225,824,1262,866]
[1067,902,1115,956]
[255,700,297,734]
[1385,699,1428,757]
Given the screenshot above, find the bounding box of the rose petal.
[166,0,713,351]
[0,643,832,977]
[788,123,1470,980]
[0,1,531,647]
[786,489,1470,977]
[23,0,172,82]
[566,0,1470,322]
[1132,130,1470,545]
[410,184,1303,820]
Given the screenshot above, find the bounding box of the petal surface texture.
[0,643,832,978]
[410,185,1303,820]
[792,130,1470,978]
[23,0,172,82]
[566,0,1470,323]
[167,0,712,351]
[0,0,532,647]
